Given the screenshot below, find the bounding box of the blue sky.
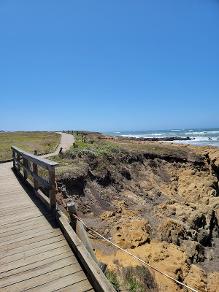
[0,0,219,131]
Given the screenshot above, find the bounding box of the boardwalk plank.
[0,251,72,279]
[0,245,72,274]
[0,227,61,248]
[1,264,82,292]
[0,232,63,253]
[0,217,55,236]
[28,270,88,292]
[0,224,60,244]
[0,211,47,226]
[0,235,64,260]
[0,215,53,233]
[55,278,93,292]
[0,239,68,264]
[0,256,78,288]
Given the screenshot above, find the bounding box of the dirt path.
[43,132,74,158]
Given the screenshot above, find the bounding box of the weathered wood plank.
[0,201,32,209]
[0,246,73,275]
[0,256,78,288]
[0,251,72,280]
[0,209,51,226]
[1,263,81,292]
[23,267,86,292]
[0,239,67,265]
[56,278,93,292]
[0,214,53,233]
[0,228,61,249]
[0,206,40,218]
[0,224,59,243]
[34,272,90,292]
[0,231,63,253]
[0,236,65,269]
[0,216,54,235]
[0,211,47,226]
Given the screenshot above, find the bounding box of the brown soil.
[56,136,219,291]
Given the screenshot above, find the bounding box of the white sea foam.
[121,134,143,138]
[206,130,219,134]
[120,134,164,138]
[193,136,218,142]
[117,129,219,147]
[185,131,206,135]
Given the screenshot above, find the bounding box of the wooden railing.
[11,146,115,292]
[11,146,58,212]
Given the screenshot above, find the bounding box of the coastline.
[106,128,219,148]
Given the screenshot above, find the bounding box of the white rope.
[73,214,198,292]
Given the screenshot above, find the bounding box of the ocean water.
[107,128,219,148]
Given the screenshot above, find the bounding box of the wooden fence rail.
[11,146,58,212]
[10,146,115,292]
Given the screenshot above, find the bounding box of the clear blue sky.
[1,0,219,132]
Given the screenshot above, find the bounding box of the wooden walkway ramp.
[0,162,94,292]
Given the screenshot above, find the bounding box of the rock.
[159,219,186,245]
[113,218,151,249]
[181,240,205,264]
[197,229,211,246]
[207,272,219,292]
[100,211,115,220]
[184,265,207,292]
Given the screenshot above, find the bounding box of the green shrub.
[105,270,120,291]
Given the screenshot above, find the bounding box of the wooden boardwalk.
[0,162,94,292]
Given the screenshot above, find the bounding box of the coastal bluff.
[55,132,219,291]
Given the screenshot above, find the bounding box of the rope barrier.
[73,214,198,292]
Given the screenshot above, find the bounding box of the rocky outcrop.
[112,217,151,249]
[56,140,219,291]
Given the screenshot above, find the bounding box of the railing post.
[33,150,39,190]
[12,149,16,169]
[49,166,56,214]
[67,201,77,230]
[23,158,28,180]
[17,153,21,172]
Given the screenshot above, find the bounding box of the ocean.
[107,128,219,148]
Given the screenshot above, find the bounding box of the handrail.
[11,146,115,291]
[11,146,58,169]
[11,146,58,212]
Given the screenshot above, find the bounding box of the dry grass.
[0,131,60,161]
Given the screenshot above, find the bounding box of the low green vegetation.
[105,266,156,292]
[0,131,60,161]
[123,267,147,292]
[105,270,120,291]
[64,133,119,158]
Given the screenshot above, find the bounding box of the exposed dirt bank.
[55,134,219,291]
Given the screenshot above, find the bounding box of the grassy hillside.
[0,131,60,161]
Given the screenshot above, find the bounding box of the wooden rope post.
[67,201,77,230]
[49,166,56,213]
[33,150,39,190]
[66,201,99,264]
